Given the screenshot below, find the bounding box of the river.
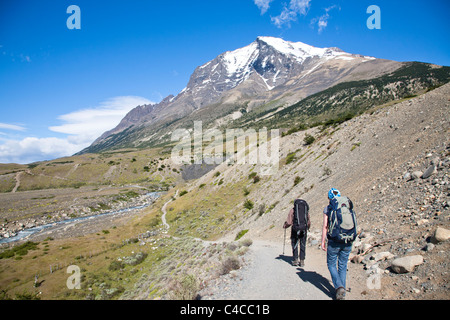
[0,192,162,245]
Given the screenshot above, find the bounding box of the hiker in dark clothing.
[283,199,310,267]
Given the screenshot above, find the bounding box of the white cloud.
[49,96,153,145]
[319,18,329,33]
[271,0,311,28]
[0,137,82,164]
[254,0,274,15]
[0,123,26,131]
[0,96,153,164]
[311,5,339,34]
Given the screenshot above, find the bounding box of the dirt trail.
[161,190,178,230]
[201,239,364,300]
[11,172,23,193]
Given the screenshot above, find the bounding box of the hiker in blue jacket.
[321,188,357,300]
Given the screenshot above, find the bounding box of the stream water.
[0,192,162,245]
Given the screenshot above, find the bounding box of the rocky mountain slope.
[122,81,450,300]
[81,37,404,153]
[198,82,450,300]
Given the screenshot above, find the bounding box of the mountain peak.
[255,36,345,62]
[81,36,407,154]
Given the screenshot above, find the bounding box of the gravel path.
[201,240,351,300]
[161,190,178,230]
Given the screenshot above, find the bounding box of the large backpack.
[292,199,309,235]
[327,196,357,244]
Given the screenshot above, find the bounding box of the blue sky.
[0,0,449,164]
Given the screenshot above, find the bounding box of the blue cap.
[328,188,341,199]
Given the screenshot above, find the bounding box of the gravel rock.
[432,227,450,243]
[391,255,424,274]
[421,165,437,179]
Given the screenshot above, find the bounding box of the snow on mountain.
[222,41,259,76]
[257,36,331,61]
[181,36,363,104]
[83,36,403,153]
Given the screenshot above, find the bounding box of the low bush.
[219,256,240,275]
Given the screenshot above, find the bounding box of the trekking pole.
[283,227,286,255]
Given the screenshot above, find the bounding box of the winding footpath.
[161,190,178,231]
[161,192,359,300]
[201,240,344,300]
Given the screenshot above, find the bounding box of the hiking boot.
[336,287,346,300]
[299,259,305,267]
[292,259,299,266]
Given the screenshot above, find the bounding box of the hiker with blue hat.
[321,188,357,300]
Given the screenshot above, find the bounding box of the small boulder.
[391,255,424,274]
[421,165,437,179]
[432,227,450,243]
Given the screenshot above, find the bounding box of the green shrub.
[179,190,188,196]
[285,152,296,165]
[294,176,304,186]
[0,241,39,260]
[235,229,249,241]
[243,199,254,210]
[304,134,315,145]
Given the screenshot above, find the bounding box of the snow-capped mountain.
[180,36,376,107]
[83,36,402,153]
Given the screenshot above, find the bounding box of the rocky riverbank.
[0,191,162,243]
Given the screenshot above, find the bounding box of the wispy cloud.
[270,0,311,28]
[0,123,26,132]
[0,96,153,164]
[311,5,339,34]
[49,96,153,145]
[254,0,274,15]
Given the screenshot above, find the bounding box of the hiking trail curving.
[161,190,178,231]
[200,239,364,300]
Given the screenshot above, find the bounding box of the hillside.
[200,82,450,300]
[0,76,448,301]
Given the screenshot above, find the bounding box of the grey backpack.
[327,196,357,243]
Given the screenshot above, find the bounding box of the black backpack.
[292,199,309,235]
